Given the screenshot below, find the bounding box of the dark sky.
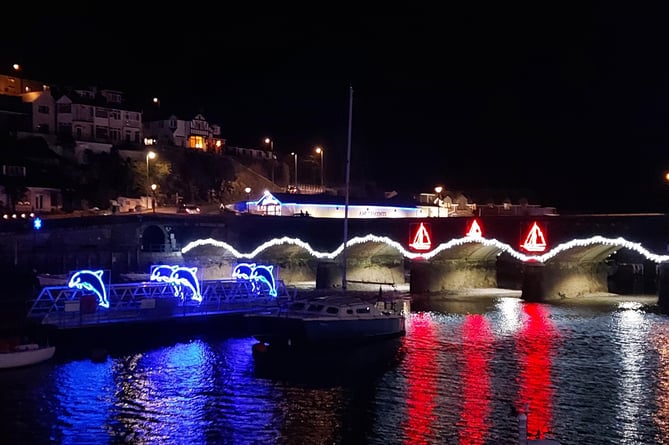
[4,7,669,213]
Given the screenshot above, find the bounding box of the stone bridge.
[4,212,669,306]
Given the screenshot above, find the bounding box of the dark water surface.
[1,292,668,444]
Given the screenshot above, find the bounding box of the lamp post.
[291,152,298,187]
[315,146,324,189]
[151,184,157,213]
[245,187,252,213]
[434,186,443,218]
[264,138,275,183]
[146,151,156,199]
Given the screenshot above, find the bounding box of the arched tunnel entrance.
[142,225,167,252]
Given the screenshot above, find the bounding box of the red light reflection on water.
[459,314,492,445]
[403,313,438,444]
[516,303,558,440]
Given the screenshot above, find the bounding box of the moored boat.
[248,293,408,351]
[0,343,56,369]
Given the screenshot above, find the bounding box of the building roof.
[260,192,420,208]
[51,88,141,112]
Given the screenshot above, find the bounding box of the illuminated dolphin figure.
[169,266,202,302]
[150,265,178,283]
[232,263,277,297]
[68,269,109,308]
[150,264,180,296]
[232,263,255,281]
[250,264,277,297]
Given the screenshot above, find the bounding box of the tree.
[0,136,29,212]
[2,176,28,213]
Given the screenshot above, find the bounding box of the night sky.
[4,7,669,214]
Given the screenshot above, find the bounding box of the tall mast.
[342,85,353,292]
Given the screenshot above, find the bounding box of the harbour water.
[1,290,668,444]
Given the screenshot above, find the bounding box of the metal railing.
[26,278,294,329]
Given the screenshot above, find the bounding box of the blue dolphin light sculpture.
[232,263,277,297]
[169,266,202,302]
[68,269,110,308]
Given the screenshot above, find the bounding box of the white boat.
[0,343,56,369]
[249,294,407,351]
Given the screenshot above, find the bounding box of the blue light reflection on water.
[51,358,115,443]
[43,337,279,444]
[3,294,669,444]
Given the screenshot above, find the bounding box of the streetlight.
[264,138,275,183]
[151,184,157,213]
[245,187,252,213]
[434,186,443,217]
[291,152,298,188]
[315,146,324,189]
[146,151,156,198]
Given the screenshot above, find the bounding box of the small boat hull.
[248,294,407,350]
[0,344,56,369]
[253,315,405,348]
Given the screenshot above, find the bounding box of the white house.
[143,113,225,153]
[55,87,143,145]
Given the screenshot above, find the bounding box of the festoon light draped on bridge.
[181,218,669,264]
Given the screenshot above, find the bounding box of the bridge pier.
[522,261,611,302]
[409,260,431,294]
[521,262,545,302]
[657,261,669,311]
[316,260,341,289]
[409,259,497,294]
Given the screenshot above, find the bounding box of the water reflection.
[251,337,404,445]
[495,297,523,335]
[252,337,403,386]
[51,358,116,443]
[516,303,559,440]
[403,312,439,444]
[613,302,651,443]
[652,321,669,444]
[4,293,669,444]
[458,314,492,445]
[50,338,279,444]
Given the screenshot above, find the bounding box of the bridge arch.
[141,224,168,252]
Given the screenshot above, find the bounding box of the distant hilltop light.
[12,63,20,71]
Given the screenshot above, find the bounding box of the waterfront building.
[231,190,558,218]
